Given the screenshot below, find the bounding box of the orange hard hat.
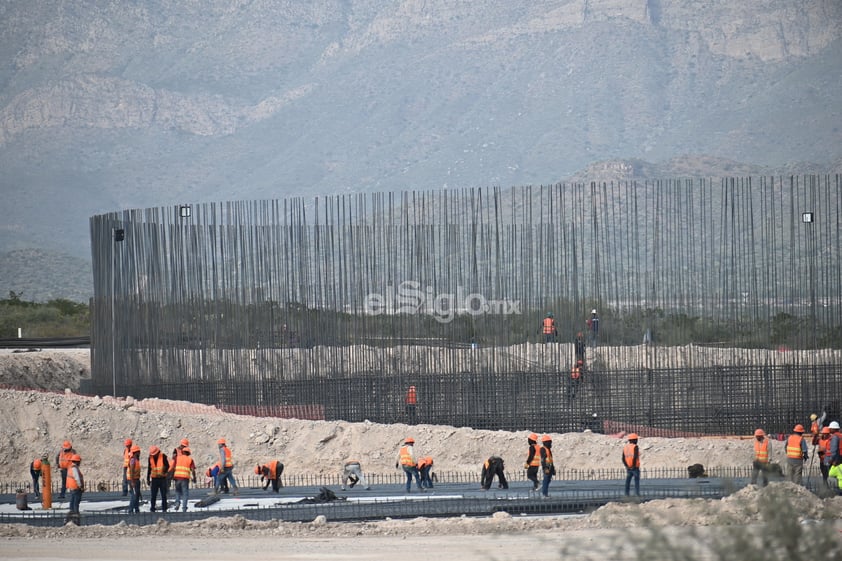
[217,438,227,445]
[33,459,42,470]
[794,424,805,433]
[180,438,190,447]
[149,445,160,455]
[254,465,261,475]
[627,433,639,441]
[541,434,552,442]
[528,433,539,441]
[62,440,72,449]
[130,444,141,453]
[71,454,81,462]
[822,427,831,434]
[124,438,133,446]
[404,437,415,444]
[182,447,191,454]
[754,429,765,437]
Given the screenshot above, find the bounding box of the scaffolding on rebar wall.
[89,176,842,435]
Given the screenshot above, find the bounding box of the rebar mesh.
[89,177,842,435]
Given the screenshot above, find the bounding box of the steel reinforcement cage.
[90,177,842,435]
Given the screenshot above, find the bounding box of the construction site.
[86,176,841,435]
[1,176,841,559]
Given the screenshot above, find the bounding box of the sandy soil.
[1,350,841,560]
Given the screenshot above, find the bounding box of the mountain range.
[1,1,840,302]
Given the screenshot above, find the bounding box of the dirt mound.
[0,349,89,391]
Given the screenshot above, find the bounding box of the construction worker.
[539,435,555,497]
[215,438,240,495]
[405,385,418,424]
[255,460,284,492]
[121,438,133,497]
[818,427,832,486]
[750,429,771,487]
[341,460,370,491]
[66,454,84,521]
[206,462,229,493]
[586,309,600,347]
[567,363,582,399]
[785,424,809,485]
[172,438,189,459]
[396,437,423,492]
[574,332,586,364]
[417,456,434,488]
[524,433,541,492]
[828,458,842,496]
[30,457,45,499]
[829,421,842,465]
[55,440,75,499]
[541,313,557,343]
[169,446,196,512]
[810,413,820,445]
[127,444,142,513]
[623,433,641,496]
[147,445,170,512]
[481,455,509,490]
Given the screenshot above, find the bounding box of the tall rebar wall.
[90,177,842,435]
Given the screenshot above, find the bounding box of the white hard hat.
[830,421,840,430]
[591,309,597,314]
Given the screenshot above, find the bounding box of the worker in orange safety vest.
[255,460,285,492]
[750,428,771,487]
[169,447,196,512]
[147,445,170,512]
[523,433,541,492]
[541,313,558,343]
[55,440,75,499]
[121,438,133,497]
[405,385,418,424]
[396,437,423,493]
[127,444,142,513]
[623,433,641,496]
[785,424,809,485]
[214,439,240,495]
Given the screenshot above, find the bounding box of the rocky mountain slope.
[1,1,840,273]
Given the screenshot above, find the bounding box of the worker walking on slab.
[396,437,423,492]
[255,460,284,492]
[785,424,809,485]
[750,429,771,487]
[169,447,196,512]
[539,435,555,497]
[524,433,541,492]
[147,446,170,512]
[215,439,240,495]
[481,455,509,490]
[341,460,370,491]
[623,433,641,496]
